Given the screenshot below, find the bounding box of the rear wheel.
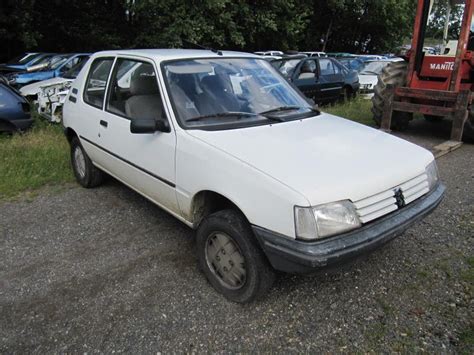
[196,209,276,303]
[340,86,355,103]
[371,61,412,130]
[70,136,104,188]
[463,106,474,141]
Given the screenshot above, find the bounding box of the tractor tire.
[371,61,413,130]
[424,114,442,122]
[463,106,474,142]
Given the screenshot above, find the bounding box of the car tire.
[196,209,276,303]
[70,136,104,188]
[371,61,412,130]
[343,86,355,102]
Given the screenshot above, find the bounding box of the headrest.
[200,75,226,93]
[130,75,159,96]
[301,61,316,73]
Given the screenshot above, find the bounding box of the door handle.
[100,120,108,128]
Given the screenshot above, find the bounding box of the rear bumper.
[10,116,34,131]
[253,183,445,273]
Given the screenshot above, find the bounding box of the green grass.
[0,116,73,200]
[458,323,474,355]
[323,97,375,126]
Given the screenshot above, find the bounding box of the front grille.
[353,173,429,224]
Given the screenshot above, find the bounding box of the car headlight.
[425,159,439,190]
[295,200,361,240]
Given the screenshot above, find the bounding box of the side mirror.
[130,119,170,134]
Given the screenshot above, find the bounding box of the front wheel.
[196,209,276,303]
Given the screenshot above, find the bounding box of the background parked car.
[5,53,90,88]
[301,51,327,57]
[20,59,90,123]
[358,58,404,98]
[20,58,89,100]
[254,50,284,56]
[272,56,359,104]
[0,53,56,74]
[0,82,32,132]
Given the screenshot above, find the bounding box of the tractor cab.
[372,0,474,146]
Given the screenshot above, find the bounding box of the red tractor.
[372,0,474,144]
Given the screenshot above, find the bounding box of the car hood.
[358,74,378,86]
[186,114,433,205]
[20,77,72,96]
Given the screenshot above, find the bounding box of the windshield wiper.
[186,112,258,123]
[259,106,301,116]
[259,106,320,121]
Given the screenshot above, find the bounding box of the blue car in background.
[6,53,90,88]
[0,81,32,132]
[0,53,57,73]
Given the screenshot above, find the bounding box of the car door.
[97,56,179,214]
[291,59,321,102]
[78,56,115,165]
[316,58,345,102]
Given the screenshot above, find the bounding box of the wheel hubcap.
[205,232,246,290]
[74,146,86,178]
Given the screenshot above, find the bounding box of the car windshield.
[49,56,72,70]
[7,53,41,65]
[271,59,301,78]
[163,58,315,130]
[339,58,364,72]
[63,59,88,79]
[359,61,390,75]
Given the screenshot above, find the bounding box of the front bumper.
[253,183,445,273]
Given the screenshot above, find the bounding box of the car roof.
[91,49,257,61]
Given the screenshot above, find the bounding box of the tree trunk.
[321,18,333,52]
[443,1,452,44]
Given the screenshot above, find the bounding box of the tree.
[0,0,424,62]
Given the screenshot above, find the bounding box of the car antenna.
[182,39,223,56]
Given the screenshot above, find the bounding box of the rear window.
[83,58,114,109]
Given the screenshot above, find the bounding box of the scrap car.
[272,56,359,103]
[20,58,90,123]
[358,58,404,98]
[0,82,32,132]
[0,53,61,76]
[5,53,90,88]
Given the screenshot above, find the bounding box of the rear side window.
[319,58,336,76]
[83,58,114,109]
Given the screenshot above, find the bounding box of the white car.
[358,58,404,98]
[20,60,89,122]
[63,49,445,303]
[302,51,327,57]
[254,50,284,56]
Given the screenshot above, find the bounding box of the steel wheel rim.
[74,146,86,178]
[205,232,246,290]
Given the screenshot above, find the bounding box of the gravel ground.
[1,119,473,353]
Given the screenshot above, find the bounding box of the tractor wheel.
[463,106,474,142]
[424,114,442,122]
[371,61,413,130]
